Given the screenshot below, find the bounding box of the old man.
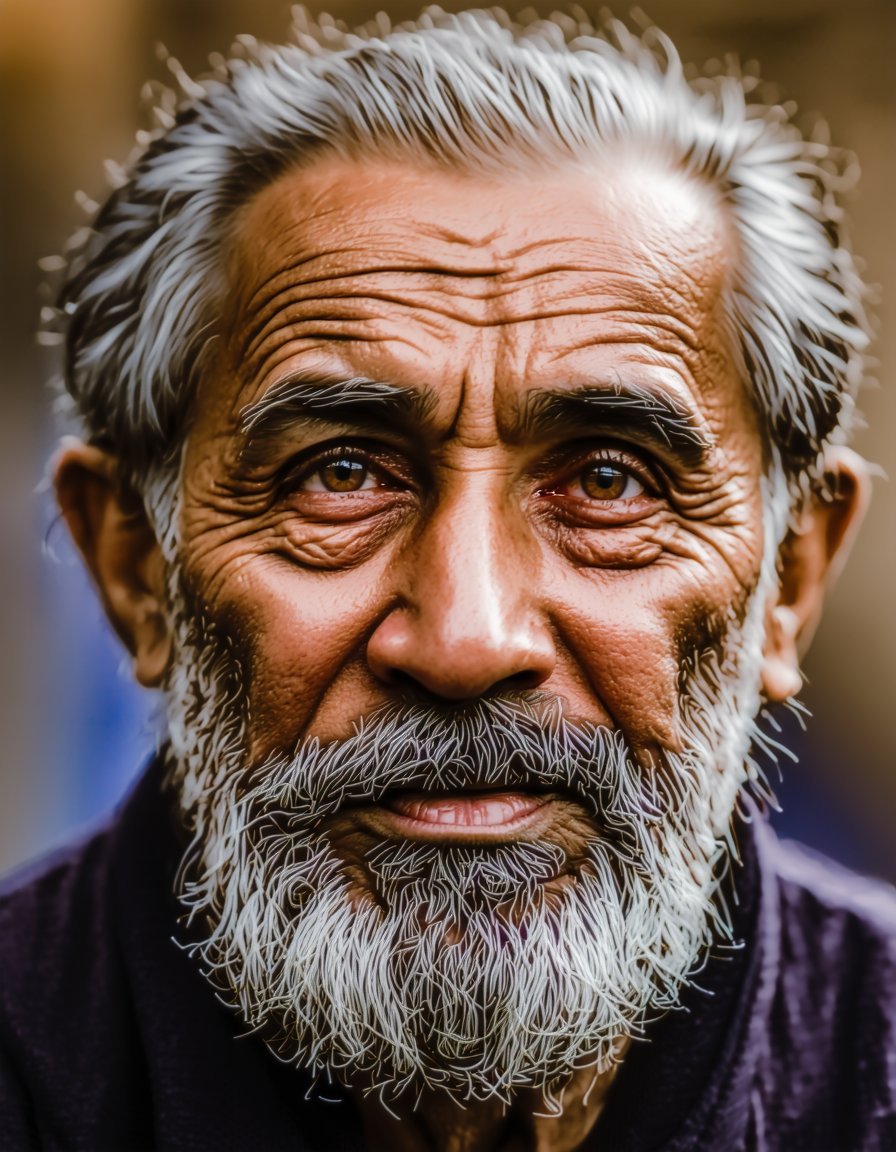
[1,9,894,1150]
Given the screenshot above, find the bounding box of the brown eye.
[307,456,372,493]
[580,464,640,501]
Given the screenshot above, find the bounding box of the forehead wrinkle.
[238,293,483,384]
[238,242,516,331]
[240,313,455,399]
[230,230,726,376]
[544,320,703,362]
[243,306,690,388]
[241,262,705,358]
[223,163,735,437]
[235,274,720,420]
[232,231,710,367]
[233,264,435,368]
[238,297,710,393]
[414,215,512,253]
[234,263,524,371]
[524,277,715,348]
[229,191,528,325]
[496,224,724,289]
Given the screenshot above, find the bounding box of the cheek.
[550,561,750,751]
[188,554,396,758]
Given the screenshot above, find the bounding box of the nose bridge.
[420,472,516,649]
[368,466,555,699]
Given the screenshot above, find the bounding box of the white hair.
[53,7,868,524]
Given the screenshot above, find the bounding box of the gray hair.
[53,7,869,522]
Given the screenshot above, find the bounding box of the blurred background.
[0,0,893,881]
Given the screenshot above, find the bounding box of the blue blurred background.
[1,0,893,882]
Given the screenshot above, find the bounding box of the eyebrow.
[518,382,713,468]
[239,375,435,457]
[238,373,714,469]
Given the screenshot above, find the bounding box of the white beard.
[163,515,780,1106]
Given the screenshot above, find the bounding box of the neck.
[351,1051,628,1152]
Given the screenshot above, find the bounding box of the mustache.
[238,694,674,829]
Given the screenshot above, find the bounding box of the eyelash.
[281,442,406,495]
[281,441,660,505]
[540,444,658,495]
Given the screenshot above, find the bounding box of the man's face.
[165,155,773,1095]
[182,152,764,785]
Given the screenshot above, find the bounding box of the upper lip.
[344,783,561,810]
[383,783,553,797]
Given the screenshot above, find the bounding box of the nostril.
[367,608,557,701]
[500,669,544,692]
[379,669,475,708]
[386,668,427,694]
[381,665,547,704]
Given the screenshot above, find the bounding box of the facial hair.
[162,551,773,1109]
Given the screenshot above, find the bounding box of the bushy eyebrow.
[517,383,714,468]
[238,373,714,470]
[239,375,436,459]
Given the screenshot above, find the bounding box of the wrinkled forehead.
[207,153,744,437]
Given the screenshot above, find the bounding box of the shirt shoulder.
[0,820,152,1150]
[770,835,896,1037]
[0,824,118,1030]
[770,834,896,938]
[756,829,896,1149]
[1,818,110,926]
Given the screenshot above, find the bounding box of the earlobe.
[760,447,870,703]
[760,605,803,703]
[53,438,172,688]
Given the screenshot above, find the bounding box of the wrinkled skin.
[183,156,764,753]
[180,157,760,1149]
[56,156,866,1151]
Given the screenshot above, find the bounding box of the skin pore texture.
[182,156,765,757]
[54,155,868,1152]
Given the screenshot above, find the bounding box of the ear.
[53,438,172,688]
[761,446,871,703]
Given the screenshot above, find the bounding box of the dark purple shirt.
[1,760,895,1150]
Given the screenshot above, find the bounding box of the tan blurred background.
[1,0,893,879]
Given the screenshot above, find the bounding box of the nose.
[366,481,556,701]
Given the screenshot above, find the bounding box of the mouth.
[353,787,559,844]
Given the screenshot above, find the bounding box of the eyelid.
[279,440,414,493]
[539,442,663,497]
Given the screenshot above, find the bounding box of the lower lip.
[360,791,552,843]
